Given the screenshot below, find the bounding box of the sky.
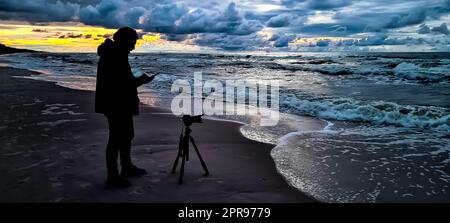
[1,0,450,52]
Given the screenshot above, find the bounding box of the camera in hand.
[182,114,203,126]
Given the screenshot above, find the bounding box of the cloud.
[67,32,83,38]
[58,32,83,38]
[306,0,352,10]
[266,12,306,28]
[298,0,450,35]
[418,22,449,35]
[266,14,292,27]
[0,0,79,22]
[122,6,147,28]
[268,33,296,47]
[1,0,450,51]
[383,7,427,29]
[31,28,48,32]
[279,0,306,8]
[79,1,263,35]
[138,3,188,33]
[316,39,331,47]
[418,24,431,34]
[431,23,449,34]
[153,2,262,35]
[161,34,188,41]
[354,35,395,46]
[340,7,429,33]
[186,33,268,50]
[79,0,126,28]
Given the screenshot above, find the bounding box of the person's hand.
[142,72,159,84]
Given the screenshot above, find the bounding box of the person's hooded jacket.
[95,39,146,116]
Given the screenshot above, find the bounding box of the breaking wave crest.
[281,94,450,132]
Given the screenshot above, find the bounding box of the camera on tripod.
[182,114,203,126]
[172,114,209,184]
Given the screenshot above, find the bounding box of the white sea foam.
[272,125,450,202]
[281,94,450,132]
[394,62,450,81]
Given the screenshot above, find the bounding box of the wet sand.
[0,66,316,202]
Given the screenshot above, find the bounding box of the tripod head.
[181,114,203,127]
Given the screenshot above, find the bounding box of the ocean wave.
[393,62,450,82]
[281,94,450,132]
[264,61,354,75]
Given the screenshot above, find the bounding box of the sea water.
[1,51,449,202]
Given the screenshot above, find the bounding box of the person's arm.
[134,73,159,87]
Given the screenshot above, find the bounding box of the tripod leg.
[185,137,189,161]
[171,133,184,173]
[189,136,209,176]
[179,146,186,184]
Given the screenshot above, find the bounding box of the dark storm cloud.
[188,33,267,50]
[59,0,100,6]
[418,24,431,34]
[161,34,188,41]
[0,0,79,22]
[78,0,128,28]
[383,8,427,29]
[296,1,450,36]
[248,8,307,27]
[77,1,264,35]
[163,3,263,35]
[306,0,351,10]
[418,23,449,35]
[266,13,292,27]
[1,0,450,50]
[278,0,306,8]
[316,39,331,47]
[1,0,263,36]
[265,13,305,27]
[268,33,296,47]
[431,23,449,34]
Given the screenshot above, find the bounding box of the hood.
[97,38,115,58]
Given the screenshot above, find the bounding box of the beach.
[1,50,449,203]
[0,66,316,202]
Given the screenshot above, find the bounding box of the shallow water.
[272,124,450,202]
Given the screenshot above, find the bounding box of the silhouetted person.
[95,27,155,188]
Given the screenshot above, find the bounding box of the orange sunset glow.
[0,22,163,52]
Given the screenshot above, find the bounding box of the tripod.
[171,125,209,184]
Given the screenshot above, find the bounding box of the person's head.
[113,27,138,52]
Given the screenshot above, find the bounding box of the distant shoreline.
[0,43,37,55]
[1,43,450,55]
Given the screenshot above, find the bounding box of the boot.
[121,165,147,177]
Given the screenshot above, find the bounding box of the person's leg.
[120,115,146,177]
[119,115,134,169]
[105,114,131,187]
[106,131,119,176]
